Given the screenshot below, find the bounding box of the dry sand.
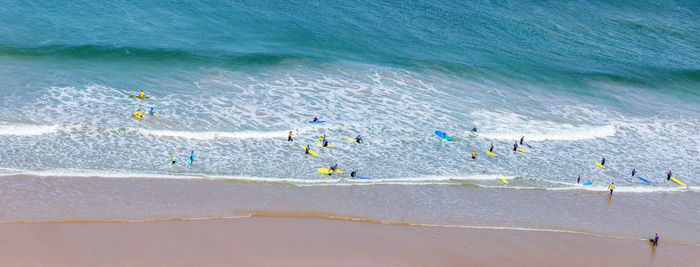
[0,216,697,266]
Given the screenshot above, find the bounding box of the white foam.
[471,110,616,141]
[0,123,60,136]
[134,128,289,140]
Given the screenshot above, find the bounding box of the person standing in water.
[653,233,659,246]
[171,155,177,165]
[140,90,145,97]
[667,170,672,181]
[609,182,614,195]
[632,168,636,177]
[313,116,319,122]
[577,176,581,184]
[520,136,525,145]
[513,141,518,151]
[188,151,194,163]
[355,135,363,143]
[472,151,477,159]
[149,107,155,116]
[489,143,494,152]
[351,170,357,178]
[288,131,293,141]
[305,145,310,154]
[471,125,477,133]
[601,157,606,166]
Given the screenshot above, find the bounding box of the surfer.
[188,151,194,163]
[323,138,329,147]
[171,155,177,165]
[520,136,525,145]
[355,135,363,143]
[632,168,636,177]
[140,90,145,97]
[313,116,319,122]
[577,176,581,184]
[351,170,357,178]
[667,170,672,181]
[489,143,494,152]
[513,141,518,151]
[601,157,606,166]
[471,125,477,133]
[149,107,155,116]
[651,233,659,246]
[288,131,293,141]
[472,151,477,159]
[305,145,310,154]
[136,109,143,117]
[609,182,614,195]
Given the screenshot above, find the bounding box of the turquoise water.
[0,0,699,193]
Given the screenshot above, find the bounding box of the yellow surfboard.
[301,145,319,157]
[487,151,498,157]
[132,112,142,119]
[514,146,527,152]
[595,161,606,169]
[670,177,686,186]
[499,175,509,184]
[334,169,343,174]
[314,142,335,148]
[344,136,363,143]
[129,95,149,99]
[318,168,333,174]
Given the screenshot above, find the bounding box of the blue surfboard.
[186,157,192,165]
[434,131,452,141]
[638,176,650,183]
[582,182,592,185]
[352,176,372,180]
[308,121,325,123]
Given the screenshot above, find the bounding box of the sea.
[1,0,699,244]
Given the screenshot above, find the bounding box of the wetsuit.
[356,136,362,143]
[489,145,493,152]
[520,137,524,145]
[632,169,636,177]
[305,146,310,154]
[667,171,672,181]
[323,140,328,147]
[513,143,518,151]
[601,158,606,166]
[654,234,659,246]
[189,153,194,163]
[351,171,356,177]
[288,132,293,141]
[472,152,476,159]
[577,176,581,184]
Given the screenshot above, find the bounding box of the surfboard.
[595,161,606,169]
[301,145,319,157]
[670,177,686,186]
[637,176,650,183]
[308,121,325,123]
[333,169,344,174]
[314,142,335,148]
[499,175,508,184]
[513,146,527,152]
[352,176,372,179]
[486,151,498,157]
[524,141,532,148]
[344,136,363,143]
[132,112,142,119]
[129,95,149,99]
[185,157,192,165]
[434,131,452,141]
[583,182,592,185]
[318,168,333,174]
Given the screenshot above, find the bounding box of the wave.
[471,110,616,141]
[1,168,694,193]
[0,123,60,136]
[0,45,321,67]
[134,128,289,140]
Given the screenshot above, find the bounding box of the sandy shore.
[0,216,697,266]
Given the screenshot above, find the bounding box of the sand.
[0,216,698,266]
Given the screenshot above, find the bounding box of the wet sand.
[0,216,698,266]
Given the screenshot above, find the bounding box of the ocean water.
[1,0,699,238]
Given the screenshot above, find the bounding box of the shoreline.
[0,216,698,266]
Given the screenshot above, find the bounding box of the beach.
[0,216,697,266]
[1,0,699,265]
